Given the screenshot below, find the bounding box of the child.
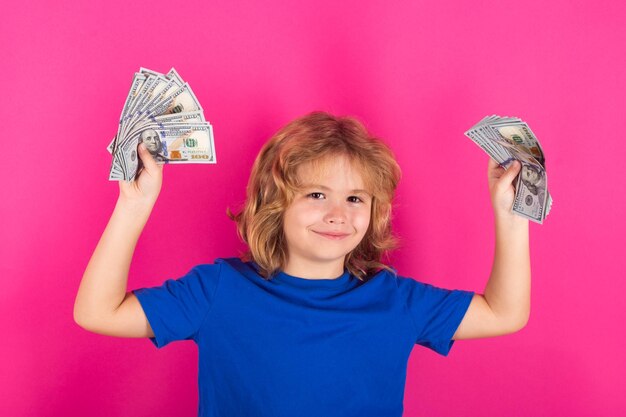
[74,111,530,417]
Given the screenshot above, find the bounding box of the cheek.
[295,204,322,222]
[355,210,372,232]
[283,204,315,233]
[282,209,295,234]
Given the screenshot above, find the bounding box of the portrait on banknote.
[520,164,546,202]
[139,129,169,162]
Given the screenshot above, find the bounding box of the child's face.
[282,155,372,275]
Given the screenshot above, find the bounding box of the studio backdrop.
[1,0,625,416]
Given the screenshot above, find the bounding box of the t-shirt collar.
[274,268,352,290]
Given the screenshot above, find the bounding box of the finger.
[487,158,506,180]
[488,158,500,170]
[118,177,130,190]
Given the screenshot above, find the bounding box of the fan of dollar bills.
[107,67,216,182]
[465,116,552,224]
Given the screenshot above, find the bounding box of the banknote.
[465,116,552,224]
[512,161,548,222]
[108,67,216,182]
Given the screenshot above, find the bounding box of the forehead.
[295,155,370,190]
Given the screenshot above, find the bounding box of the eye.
[348,196,364,203]
[308,192,325,200]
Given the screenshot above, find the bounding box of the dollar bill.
[109,73,147,156]
[465,115,552,224]
[512,161,548,222]
[108,68,216,182]
[124,124,214,181]
[125,110,206,141]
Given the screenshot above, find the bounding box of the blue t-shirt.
[133,257,474,417]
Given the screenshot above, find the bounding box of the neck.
[282,258,346,280]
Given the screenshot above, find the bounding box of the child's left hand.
[487,158,522,220]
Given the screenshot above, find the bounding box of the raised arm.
[453,159,531,340]
[73,143,163,337]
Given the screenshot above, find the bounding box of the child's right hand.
[118,143,163,207]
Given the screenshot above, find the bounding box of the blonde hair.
[227,111,402,281]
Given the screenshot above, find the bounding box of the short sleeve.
[397,276,474,356]
[132,264,221,349]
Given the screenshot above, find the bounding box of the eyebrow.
[302,184,371,195]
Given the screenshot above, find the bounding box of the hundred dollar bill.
[512,161,548,223]
[113,123,216,182]
[165,67,184,85]
[465,115,552,224]
[125,110,206,140]
[132,124,215,181]
[489,120,545,167]
[140,124,214,163]
[139,67,164,78]
[109,73,147,156]
[120,75,173,142]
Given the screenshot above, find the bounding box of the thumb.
[500,160,522,186]
[137,142,161,173]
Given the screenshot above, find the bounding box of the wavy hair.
[227,111,402,282]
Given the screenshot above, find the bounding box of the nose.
[323,201,347,224]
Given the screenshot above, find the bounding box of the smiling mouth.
[313,231,350,240]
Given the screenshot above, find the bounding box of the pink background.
[2,0,625,415]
